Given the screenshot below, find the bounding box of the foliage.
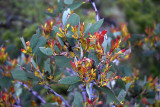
[0,0,160,107]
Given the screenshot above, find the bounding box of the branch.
[80,84,87,103]
[17,81,46,104]
[89,0,100,22]
[44,85,71,107]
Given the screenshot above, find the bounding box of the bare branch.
[89,0,100,22]
[44,85,71,107]
[17,81,46,104]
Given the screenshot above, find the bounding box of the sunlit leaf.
[58,76,81,84]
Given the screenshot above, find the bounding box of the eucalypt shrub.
[1,1,132,107]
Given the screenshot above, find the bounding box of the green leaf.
[39,47,53,56]
[84,23,92,33]
[53,26,60,33]
[55,56,73,68]
[44,12,56,17]
[62,8,71,26]
[66,31,76,47]
[11,69,28,81]
[88,51,99,65]
[31,58,37,69]
[42,103,54,107]
[147,98,155,104]
[54,45,61,52]
[68,1,84,10]
[67,13,80,26]
[44,58,51,73]
[30,28,40,48]
[64,0,73,5]
[85,19,104,37]
[68,81,82,91]
[57,36,64,47]
[20,37,27,49]
[119,65,132,76]
[33,85,43,92]
[72,92,83,107]
[0,77,12,88]
[32,36,47,55]
[94,86,121,104]
[116,79,126,90]
[117,89,126,101]
[26,72,39,81]
[57,0,64,13]
[58,76,81,84]
[125,83,132,91]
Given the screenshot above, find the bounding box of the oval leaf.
[85,19,104,37]
[39,47,53,56]
[58,76,81,84]
[67,13,80,26]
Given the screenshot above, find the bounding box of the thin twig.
[89,0,100,22]
[17,81,46,104]
[80,84,87,103]
[44,85,71,107]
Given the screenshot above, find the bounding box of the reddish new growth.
[41,19,54,36]
[21,41,32,55]
[71,58,96,83]
[0,86,15,107]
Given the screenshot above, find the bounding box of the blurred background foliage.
[1,0,160,51]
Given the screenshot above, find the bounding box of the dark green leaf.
[88,51,99,65]
[26,72,39,81]
[72,91,83,107]
[30,28,40,48]
[68,1,83,10]
[66,31,76,47]
[39,47,53,56]
[58,76,81,84]
[119,65,132,76]
[42,103,55,107]
[94,86,121,104]
[117,79,126,90]
[44,58,51,73]
[54,45,61,52]
[57,36,64,47]
[44,12,56,17]
[55,56,73,68]
[57,0,64,13]
[33,85,43,92]
[32,36,47,55]
[0,77,12,88]
[85,19,104,37]
[68,81,82,91]
[11,69,27,81]
[147,98,155,104]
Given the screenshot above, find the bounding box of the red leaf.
[51,40,54,47]
[71,60,76,70]
[101,30,107,35]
